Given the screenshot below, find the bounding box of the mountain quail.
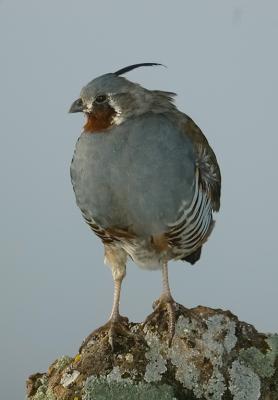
[69,63,221,349]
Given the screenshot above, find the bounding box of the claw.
[79,315,131,353]
[107,317,132,351]
[166,301,176,345]
[144,295,177,345]
[144,300,207,346]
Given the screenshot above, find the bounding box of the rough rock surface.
[26,304,278,399]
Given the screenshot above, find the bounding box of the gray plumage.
[71,112,195,238]
[69,64,221,348]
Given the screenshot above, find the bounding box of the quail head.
[69,63,221,350]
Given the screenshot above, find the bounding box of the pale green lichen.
[169,315,238,399]
[223,319,237,353]
[83,376,177,400]
[266,334,278,365]
[169,338,200,395]
[239,334,278,379]
[174,315,200,337]
[239,347,274,378]
[31,375,56,400]
[144,330,167,383]
[202,370,226,400]
[55,355,72,372]
[229,360,261,400]
[106,366,132,384]
[203,314,237,367]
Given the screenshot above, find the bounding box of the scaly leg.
[106,274,131,350]
[144,258,176,344]
[79,246,130,352]
[109,277,123,322]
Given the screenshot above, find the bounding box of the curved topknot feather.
[114,63,165,76]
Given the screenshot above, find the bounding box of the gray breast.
[70,113,196,237]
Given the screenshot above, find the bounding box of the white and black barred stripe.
[81,211,115,243]
[166,170,213,258]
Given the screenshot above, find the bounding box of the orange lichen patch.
[83,104,116,133]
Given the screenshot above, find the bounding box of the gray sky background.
[0,1,277,399]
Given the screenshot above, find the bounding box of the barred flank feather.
[166,170,214,260]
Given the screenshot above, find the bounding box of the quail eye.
[95,94,107,104]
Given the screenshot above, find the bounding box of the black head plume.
[114,63,165,76]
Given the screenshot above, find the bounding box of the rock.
[26,304,278,399]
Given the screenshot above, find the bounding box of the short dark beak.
[69,98,83,113]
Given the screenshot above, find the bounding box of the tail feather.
[182,246,202,265]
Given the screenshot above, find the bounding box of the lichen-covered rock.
[26,305,278,400]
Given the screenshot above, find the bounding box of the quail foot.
[69,63,221,350]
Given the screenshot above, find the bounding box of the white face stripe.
[111,114,125,126]
[83,94,126,126]
[83,103,93,113]
[107,94,125,126]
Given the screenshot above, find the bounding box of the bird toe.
[144,296,177,346]
[79,315,131,353]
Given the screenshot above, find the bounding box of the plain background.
[0,1,277,399]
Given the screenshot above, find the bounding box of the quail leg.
[79,277,131,352]
[144,259,177,345]
[79,247,132,352]
[106,277,132,350]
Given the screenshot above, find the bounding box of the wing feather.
[184,117,221,211]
